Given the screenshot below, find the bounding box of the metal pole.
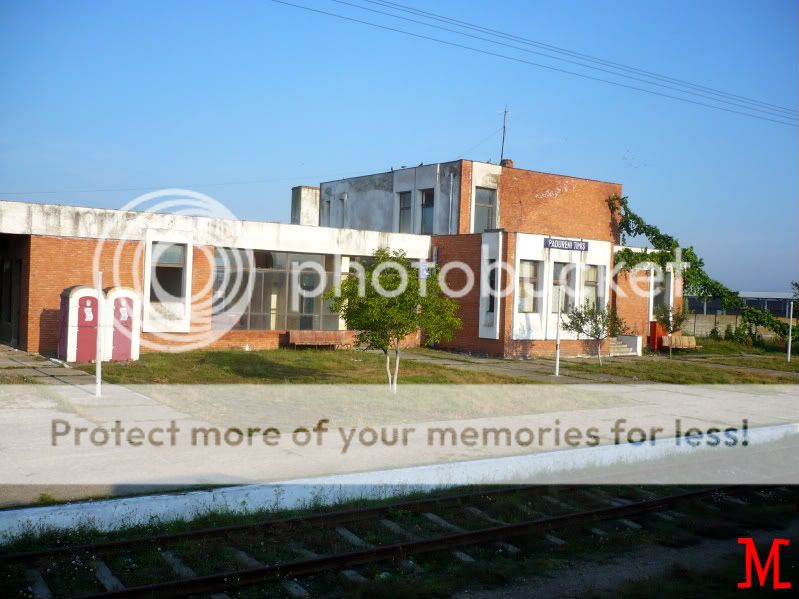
[788,301,793,363]
[95,271,102,397]
[555,287,562,377]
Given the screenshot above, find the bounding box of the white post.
[555,287,562,377]
[788,301,793,363]
[95,271,103,397]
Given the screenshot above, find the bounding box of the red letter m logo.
[738,537,792,590]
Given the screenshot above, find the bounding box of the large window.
[213,249,343,331]
[486,258,497,314]
[517,260,541,313]
[150,242,186,307]
[398,191,412,233]
[583,265,604,308]
[420,188,435,234]
[551,262,575,313]
[474,187,497,233]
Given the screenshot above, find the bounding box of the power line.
[364,0,797,119]
[269,0,796,127]
[335,0,797,121]
[0,166,401,196]
[457,126,503,158]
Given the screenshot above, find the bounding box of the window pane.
[151,266,183,302]
[474,206,493,233]
[552,262,574,313]
[398,191,412,233]
[475,187,496,207]
[517,260,540,313]
[420,189,434,234]
[474,187,496,232]
[486,259,496,313]
[153,242,185,265]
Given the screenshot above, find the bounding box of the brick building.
[0,158,681,359]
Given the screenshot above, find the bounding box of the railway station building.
[0,158,682,359]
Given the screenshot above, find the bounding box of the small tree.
[562,301,610,364]
[326,248,461,392]
[654,304,688,359]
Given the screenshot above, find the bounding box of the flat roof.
[320,159,621,187]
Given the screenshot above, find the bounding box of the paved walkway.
[0,344,199,506]
[1,344,797,508]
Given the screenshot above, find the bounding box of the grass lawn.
[561,355,798,383]
[79,348,529,385]
[669,338,798,373]
[0,371,40,384]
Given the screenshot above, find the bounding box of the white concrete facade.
[0,199,431,259]
[512,233,612,341]
[319,162,462,235]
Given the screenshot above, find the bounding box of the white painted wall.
[512,233,612,341]
[469,162,502,233]
[0,200,431,259]
[479,231,503,340]
[319,161,461,235]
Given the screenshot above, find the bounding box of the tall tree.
[326,248,461,392]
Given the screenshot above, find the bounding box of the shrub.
[709,326,721,340]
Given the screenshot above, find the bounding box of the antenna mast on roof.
[500,106,509,162]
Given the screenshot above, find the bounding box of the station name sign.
[544,237,589,251]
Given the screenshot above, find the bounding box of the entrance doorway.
[0,257,21,346]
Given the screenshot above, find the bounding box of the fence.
[685,313,795,339]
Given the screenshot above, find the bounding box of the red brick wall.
[26,235,143,354]
[612,269,651,338]
[432,233,506,356]
[457,160,473,234]
[497,167,622,243]
[504,338,611,358]
[22,234,415,356]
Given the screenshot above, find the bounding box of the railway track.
[3,484,793,599]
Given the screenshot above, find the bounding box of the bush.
[709,326,721,340]
[723,324,734,340]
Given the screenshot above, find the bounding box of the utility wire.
[457,126,504,158]
[270,1,796,127]
[341,0,796,121]
[335,0,796,121]
[0,166,399,195]
[365,0,797,119]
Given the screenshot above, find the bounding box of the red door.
[112,297,133,361]
[76,296,98,362]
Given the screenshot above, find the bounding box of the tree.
[562,301,610,364]
[607,194,743,311]
[326,248,461,392]
[654,304,688,359]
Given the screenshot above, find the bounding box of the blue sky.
[1,0,796,290]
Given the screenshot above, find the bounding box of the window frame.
[143,232,193,333]
[420,188,435,234]
[551,261,575,314]
[583,264,602,308]
[398,191,412,233]
[473,187,497,233]
[517,259,541,314]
